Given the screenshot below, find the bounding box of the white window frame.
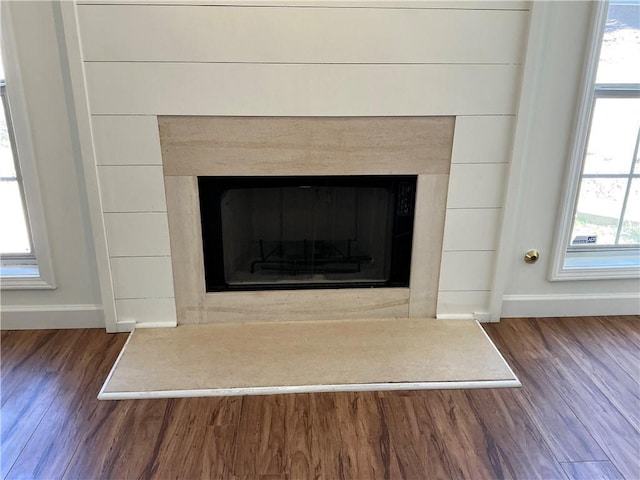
[551,0,640,281]
[0,2,55,290]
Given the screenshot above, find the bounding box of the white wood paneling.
[451,116,515,164]
[446,163,509,209]
[77,1,530,9]
[78,6,527,64]
[85,63,521,116]
[442,209,502,251]
[111,256,175,299]
[92,115,162,165]
[437,291,491,315]
[439,251,495,291]
[98,165,167,212]
[104,212,171,257]
[116,298,177,325]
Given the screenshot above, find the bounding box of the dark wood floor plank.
[465,388,569,480]
[588,315,640,381]
[332,392,388,479]
[307,393,346,479]
[417,390,517,480]
[378,394,453,479]
[485,323,609,463]
[283,394,313,479]
[0,372,61,479]
[199,396,243,479]
[5,331,128,480]
[535,317,640,430]
[547,356,640,480]
[232,395,287,477]
[561,460,625,480]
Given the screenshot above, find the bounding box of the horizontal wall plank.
[442,208,502,251]
[111,257,175,299]
[439,251,495,291]
[201,288,410,323]
[437,291,491,315]
[85,63,520,116]
[446,163,509,209]
[159,116,453,176]
[98,166,167,212]
[451,116,515,164]
[115,298,177,325]
[92,116,162,165]
[77,1,531,10]
[104,212,171,257]
[78,6,527,64]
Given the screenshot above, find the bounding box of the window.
[554,0,640,279]
[0,5,55,289]
[0,62,37,269]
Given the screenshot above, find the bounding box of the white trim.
[116,319,136,332]
[501,293,640,318]
[0,3,56,290]
[436,313,475,320]
[99,379,521,400]
[0,276,55,290]
[0,304,105,330]
[549,1,618,282]
[134,321,177,328]
[97,328,134,399]
[55,2,119,332]
[488,1,550,322]
[76,0,531,9]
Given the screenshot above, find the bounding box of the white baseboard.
[501,293,640,318]
[134,321,177,329]
[0,304,105,330]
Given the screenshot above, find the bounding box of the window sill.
[0,265,55,290]
[553,248,640,281]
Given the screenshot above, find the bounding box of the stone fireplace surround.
[159,116,454,324]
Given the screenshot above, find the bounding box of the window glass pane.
[583,98,640,174]
[571,178,628,246]
[634,133,640,173]
[0,180,31,254]
[620,178,640,244]
[596,2,640,84]
[0,97,17,178]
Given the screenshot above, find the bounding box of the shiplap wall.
[77,1,529,326]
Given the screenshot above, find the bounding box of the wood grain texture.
[159,116,454,177]
[561,460,625,480]
[2,315,639,479]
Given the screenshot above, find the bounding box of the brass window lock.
[524,249,540,264]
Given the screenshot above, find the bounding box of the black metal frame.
[198,175,417,292]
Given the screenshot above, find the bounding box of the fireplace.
[198,175,417,291]
[159,116,453,323]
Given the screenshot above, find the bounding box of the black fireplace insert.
[198,175,416,292]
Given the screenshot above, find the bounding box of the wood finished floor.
[1,316,638,480]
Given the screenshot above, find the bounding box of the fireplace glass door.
[198,176,416,291]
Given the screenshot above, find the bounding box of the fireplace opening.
[198,176,416,292]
